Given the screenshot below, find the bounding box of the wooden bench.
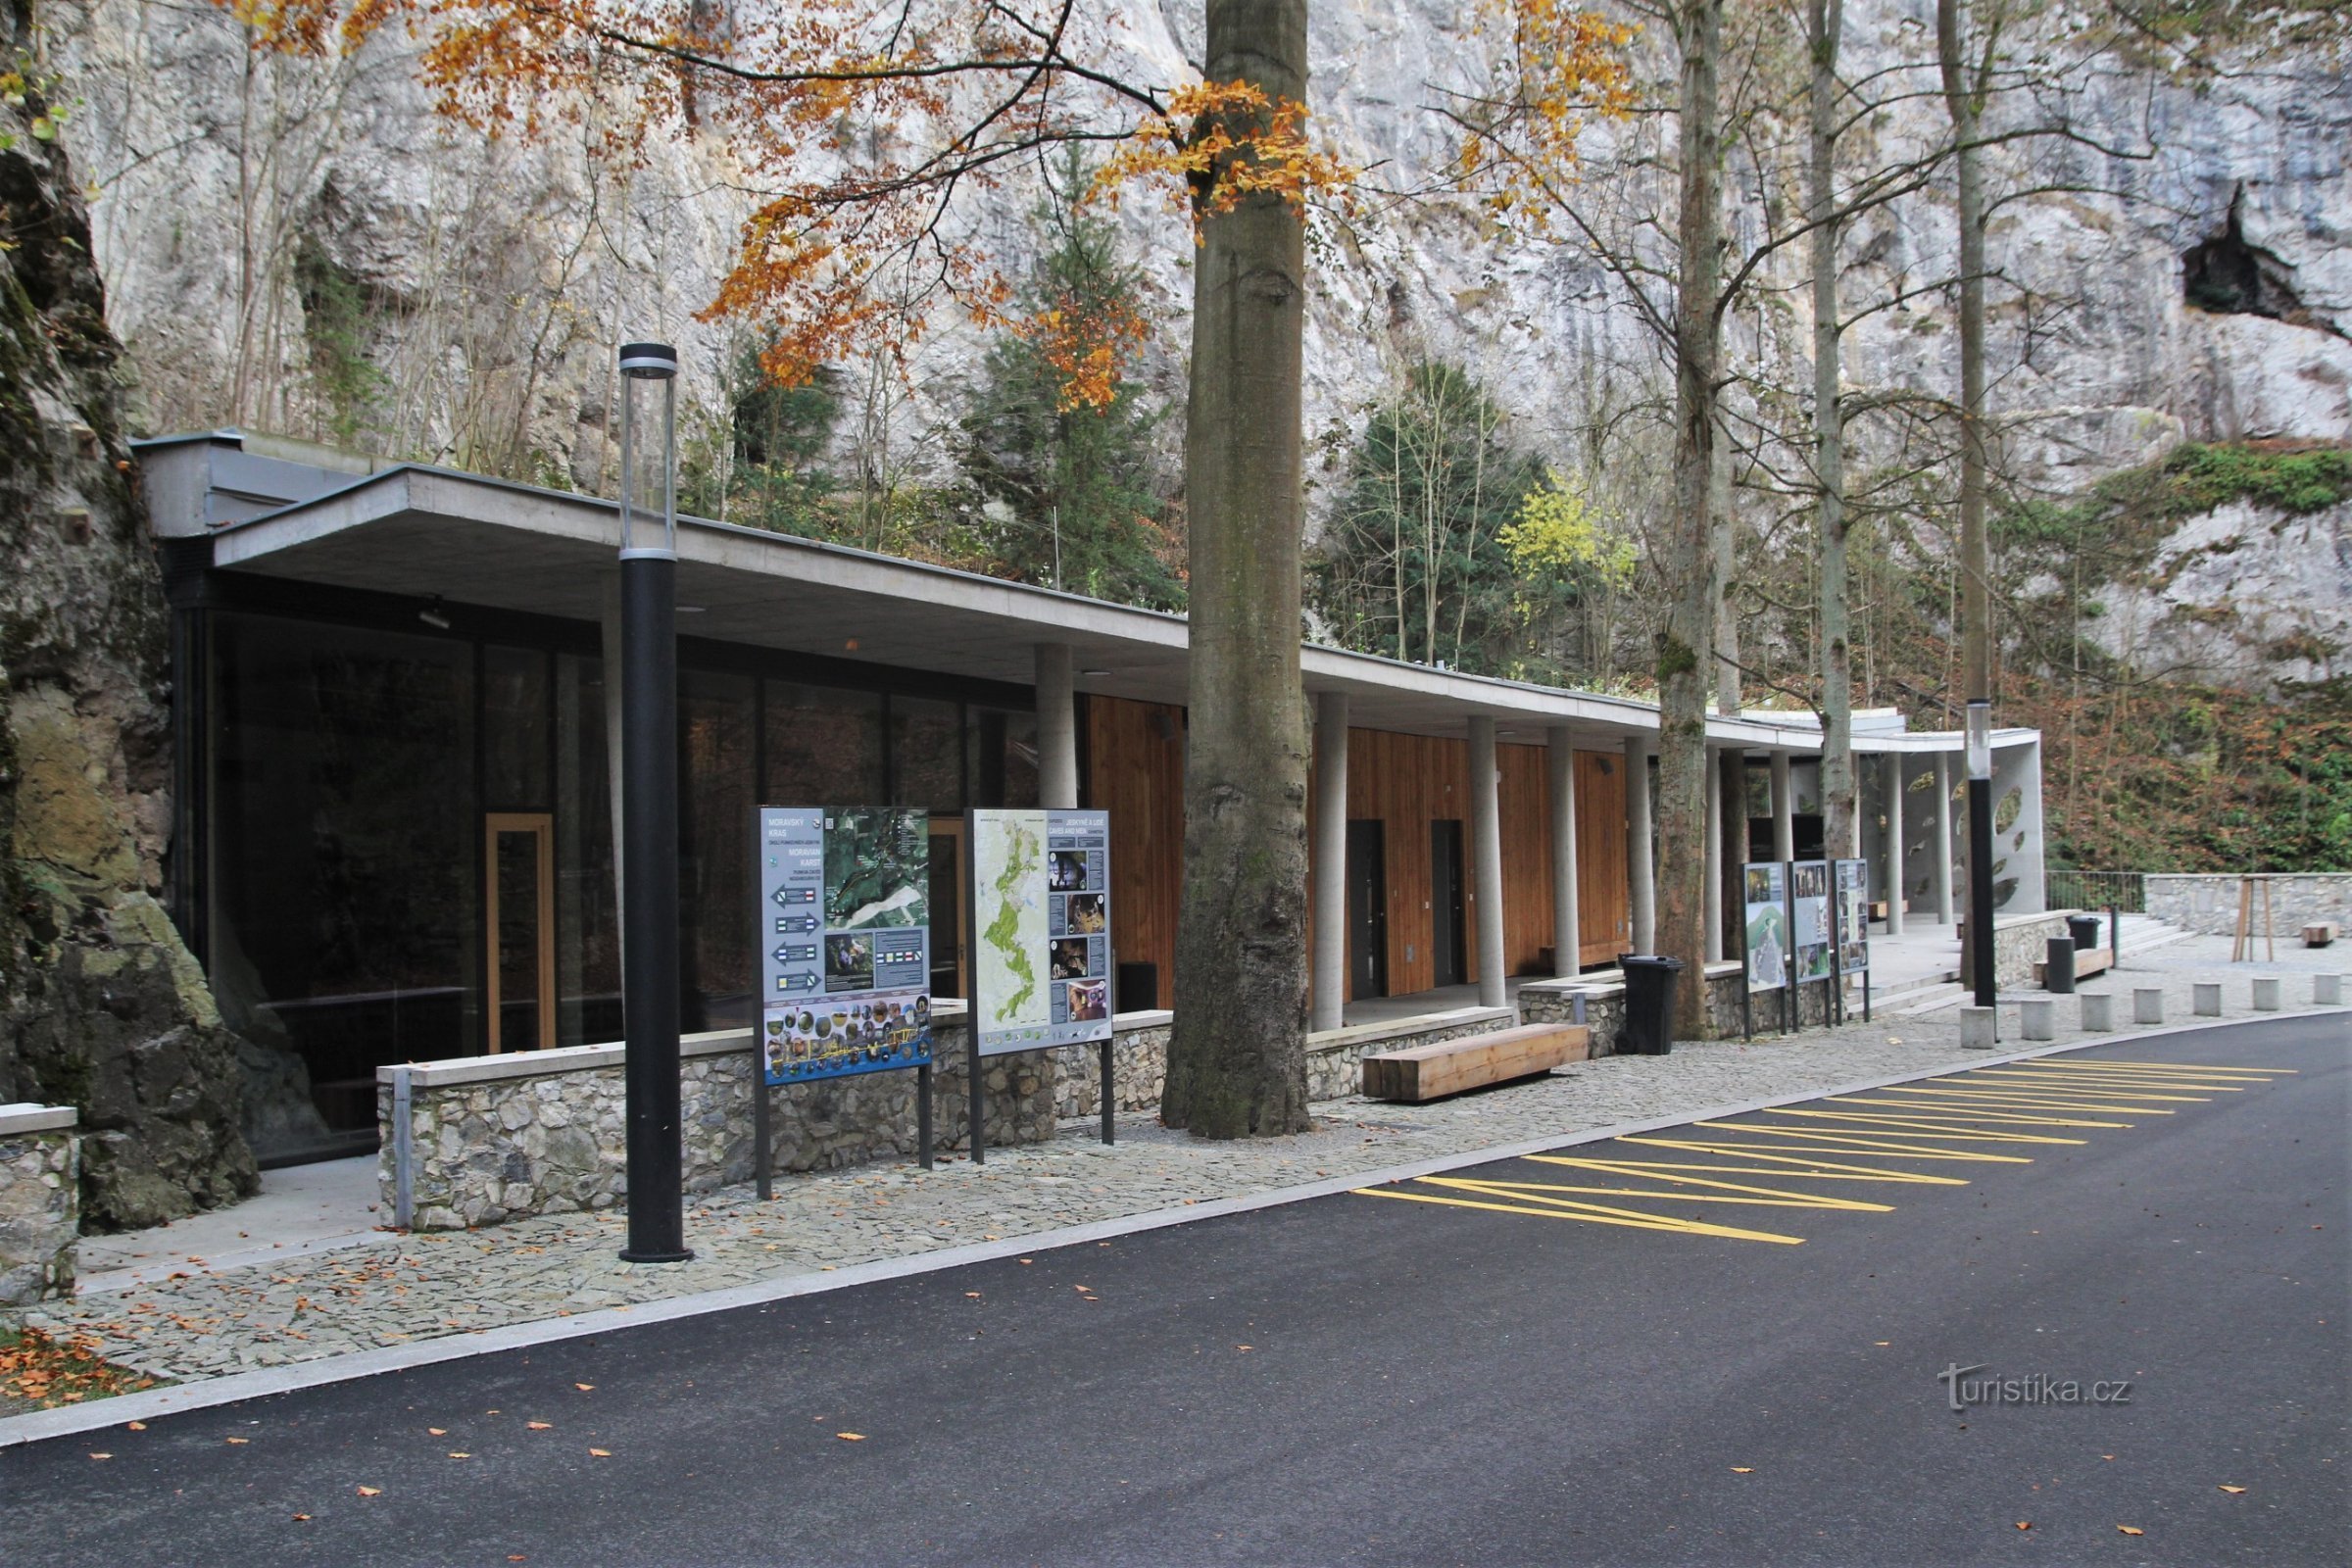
[1361,1023,1590,1102]
[2305,922,2339,948]
[2033,947,2114,987]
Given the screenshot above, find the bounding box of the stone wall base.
[0,1105,78,1321]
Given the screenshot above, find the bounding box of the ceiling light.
[417,600,451,630]
[1080,667,1111,677]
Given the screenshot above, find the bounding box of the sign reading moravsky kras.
[971,808,1112,1057]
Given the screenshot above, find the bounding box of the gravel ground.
[28,932,2346,1387]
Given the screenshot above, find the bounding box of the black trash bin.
[2067,914,2101,951]
[1618,955,1684,1055]
[2045,936,2077,994]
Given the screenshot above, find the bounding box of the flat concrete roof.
[144,432,2033,756]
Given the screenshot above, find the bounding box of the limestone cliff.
[2,0,256,1227]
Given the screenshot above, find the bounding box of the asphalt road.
[6,1018,2344,1567]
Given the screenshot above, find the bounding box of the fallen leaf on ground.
[88,1452,112,1460]
[2218,1485,2246,1494]
[574,1384,594,1392]
[126,1421,147,1432]
[292,1514,311,1521]
[225,1437,249,1446]
[2118,1526,2144,1536]
[357,1486,382,1496]
[965,1293,982,1299]
[527,1422,553,1431]
[448,1451,471,1459]
[836,1432,866,1442]
[1235,1345,1254,1352]
[1731,1467,1753,1474]
[589,1448,612,1458]
[428,1428,447,1436]
[2016,1522,2032,1531]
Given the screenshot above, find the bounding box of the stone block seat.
[1360,1023,1590,1102]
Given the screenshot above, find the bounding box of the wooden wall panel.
[1085,695,1184,1005]
[1094,693,1636,1007]
[1576,749,1631,964]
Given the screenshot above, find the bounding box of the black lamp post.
[616,341,692,1264]
[1966,698,1995,1011]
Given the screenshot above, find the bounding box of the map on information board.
[756,807,932,1086]
[972,808,1113,1055]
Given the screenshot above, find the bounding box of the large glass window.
[208,614,475,1152]
[484,645,551,811]
[556,654,620,1045]
[967,705,1040,808]
[891,694,964,811]
[763,680,885,806]
[679,669,757,1031]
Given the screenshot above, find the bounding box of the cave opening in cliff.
[2182,196,2308,322]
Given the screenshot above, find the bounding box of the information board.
[1788,859,1833,984]
[1835,858,1871,977]
[1742,861,1788,993]
[755,807,932,1085]
[971,808,1112,1056]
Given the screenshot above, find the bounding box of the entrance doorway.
[484,812,556,1053]
[1430,818,1466,988]
[928,817,967,1000]
[1346,819,1388,1000]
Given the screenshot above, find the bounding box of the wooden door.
[1575,752,1631,966]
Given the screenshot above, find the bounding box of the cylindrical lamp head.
[1965,699,1992,782]
[616,341,680,556]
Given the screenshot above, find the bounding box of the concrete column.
[1548,727,1580,977]
[1769,750,1795,863]
[1469,716,1507,1008]
[1626,735,1655,955]
[1035,642,1078,808]
[1882,753,1906,935]
[1703,746,1723,961]
[1311,692,1349,1032]
[1933,753,1955,924]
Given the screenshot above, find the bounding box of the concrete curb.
[5,1006,2341,1449]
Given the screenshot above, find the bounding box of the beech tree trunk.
[1656,0,1725,1040]
[1160,0,1313,1138]
[1811,0,1858,862]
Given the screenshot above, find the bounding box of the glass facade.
[202,605,1041,1159]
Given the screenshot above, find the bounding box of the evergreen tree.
[956,149,1182,610]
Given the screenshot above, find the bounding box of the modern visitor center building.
[137,431,2048,1167]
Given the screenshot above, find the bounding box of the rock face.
[48,2,2350,494]
[2,0,257,1228]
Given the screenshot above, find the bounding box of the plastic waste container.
[1618,955,1684,1055]
[2068,914,2101,951]
[2045,936,2077,994]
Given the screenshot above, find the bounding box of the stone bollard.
[1960,1005,1997,1049]
[2318,974,2345,1006]
[2080,992,2113,1033]
[2250,977,2279,1012]
[2133,988,2164,1025]
[2193,982,2222,1017]
[2019,998,2056,1042]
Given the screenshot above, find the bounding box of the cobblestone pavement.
[30,934,2346,1387]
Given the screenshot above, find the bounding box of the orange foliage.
[207,0,1354,403]
[1455,0,1637,224]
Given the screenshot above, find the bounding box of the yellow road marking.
[1853,1086,2179,1115]
[1825,1091,2144,1128]
[1772,1106,2109,1137]
[1690,1123,2042,1161]
[1740,1109,2088,1147]
[1948,1071,2218,1101]
[1603,1140,1972,1185]
[1353,1185,1807,1244]
[2027,1059,2296,1077]
[1435,1170,1894,1212]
